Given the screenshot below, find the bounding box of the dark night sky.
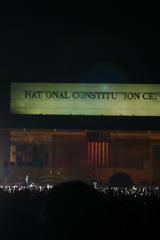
[0,3,160,129]
[0,3,160,84]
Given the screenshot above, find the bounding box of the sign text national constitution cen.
[10,83,160,116]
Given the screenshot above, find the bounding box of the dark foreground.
[0,181,159,240]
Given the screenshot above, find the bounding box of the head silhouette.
[44,180,108,239]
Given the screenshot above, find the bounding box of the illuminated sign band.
[11,83,160,116]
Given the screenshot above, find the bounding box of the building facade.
[0,129,160,185]
[1,82,160,185]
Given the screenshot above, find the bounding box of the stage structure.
[1,82,160,185]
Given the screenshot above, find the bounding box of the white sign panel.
[11,83,160,116]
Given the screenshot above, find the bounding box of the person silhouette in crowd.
[43,180,112,240]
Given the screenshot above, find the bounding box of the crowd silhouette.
[0,181,160,239]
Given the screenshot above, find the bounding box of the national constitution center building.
[1,82,160,185]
